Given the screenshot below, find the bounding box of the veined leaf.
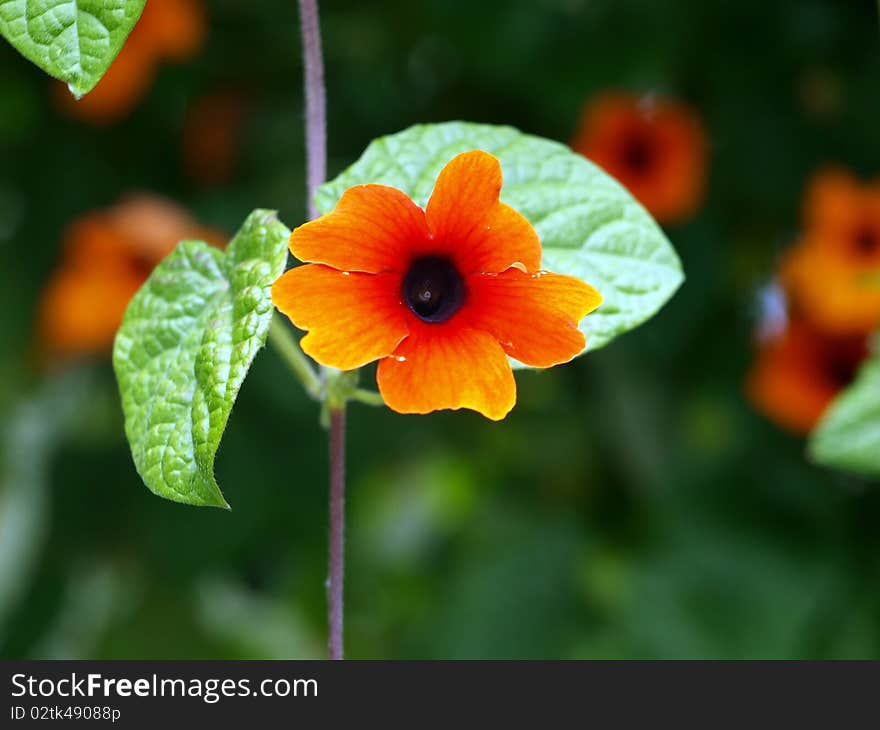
[809,356,880,478]
[113,210,290,508]
[0,0,145,97]
[316,122,684,357]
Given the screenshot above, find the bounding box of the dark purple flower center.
[820,337,867,389]
[853,225,879,256]
[622,134,656,174]
[402,256,465,323]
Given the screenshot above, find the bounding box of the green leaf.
[113,210,290,508]
[0,0,146,97]
[808,356,880,478]
[316,122,684,356]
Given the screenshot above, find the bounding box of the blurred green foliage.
[1,0,880,659]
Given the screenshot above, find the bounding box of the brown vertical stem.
[327,406,346,660]
[297,0,340,659]
[298,0,326,221]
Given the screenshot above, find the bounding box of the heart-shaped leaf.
[316,122,684,356]
[0,0,146,97]
[113,210,290,507]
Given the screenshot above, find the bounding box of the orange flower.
[746,319,867,434]
[272,151,603,420]
[55,0,206,124]
[39,195,224,361]
[570,91,707,225]
[782,169,880,335]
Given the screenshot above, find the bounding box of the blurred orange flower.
[182,89,249,187]
[782,169,880,336]
[272,150,602,420]
[747,168,880,433]
[38,195,224,362]
[570,91,707,225]
[746,319,867,434]
[55,0,206,124]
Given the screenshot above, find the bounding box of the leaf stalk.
[267,315,322,400]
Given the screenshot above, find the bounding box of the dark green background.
[1,0,879,659]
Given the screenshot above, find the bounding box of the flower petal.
[290,185,430,273]
[39,261,141,355]
[272,264,408,370]
[745,320,864,435]
[377,323,516,420]
[803,168,860,236]
[145,0,206,60]
[426,150,541,274]
[782,237,880,335]
[467,269,602,367]
[570,92,707,225]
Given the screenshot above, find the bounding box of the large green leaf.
[808,356,880,478]
[0,0,145,97]
[316,122,684,356]
[113,210,290,508]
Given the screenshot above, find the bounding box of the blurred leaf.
[316,122,684,355]
[354,454,478,568]
[427,508,583,658]
[622,530,839,659]
[0,0,146,97]
[31,560,137,659]
[809,356,880,478]
[195,577,322,659]
[113,210,290,508]
[0,370,93,634]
